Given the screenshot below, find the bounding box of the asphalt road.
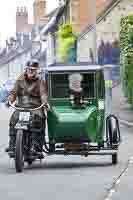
[0,104,133,200]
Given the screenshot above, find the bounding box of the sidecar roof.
[46,63,103,73]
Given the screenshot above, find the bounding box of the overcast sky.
[0,0,58,47]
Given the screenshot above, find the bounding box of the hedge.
[120,14,133,104]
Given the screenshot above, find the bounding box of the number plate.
[15,123,28,130]
[19,112,30,122]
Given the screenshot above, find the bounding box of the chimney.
[33,0,47,26]
[16,6,28,33]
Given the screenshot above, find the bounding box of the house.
[77,0,133,62]
[0,1,69,80]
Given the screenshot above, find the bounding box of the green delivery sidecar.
[44,63,121,165]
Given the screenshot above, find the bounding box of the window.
[97,71,105,99]
[50,73,95,98]
[82,73,95,98]
[51,74,69,98]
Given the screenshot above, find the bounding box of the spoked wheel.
[15,129,24,173]
[112,153,118,165]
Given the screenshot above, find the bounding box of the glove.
[44,103,50,111]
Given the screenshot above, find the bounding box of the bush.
[120,14,133,104]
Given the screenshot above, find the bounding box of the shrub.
[120,14,133,104]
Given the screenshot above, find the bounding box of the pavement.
[112,84,133,126]
[110,84,133,200]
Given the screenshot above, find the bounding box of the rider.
[5,59,48,154]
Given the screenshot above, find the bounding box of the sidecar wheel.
[15,130,24,173]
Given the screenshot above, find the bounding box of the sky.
[0,0,58,47]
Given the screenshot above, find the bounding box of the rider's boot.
[5,128,16,155]
[31,133,44,159]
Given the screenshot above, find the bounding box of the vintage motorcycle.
[8,101,48,172]
[7,63,121,173]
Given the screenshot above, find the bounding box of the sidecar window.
[51,74,69,98]
[82,73,95,98]
[50,73,95,98]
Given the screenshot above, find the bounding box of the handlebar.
[8,101,49,111]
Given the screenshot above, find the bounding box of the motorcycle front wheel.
[15,129,24,173]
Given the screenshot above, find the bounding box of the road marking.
[119,119,133,127]
[104,156,133,200]
[116,179,120,185]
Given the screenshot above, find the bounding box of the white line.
[116,179,120,185]
[119,119,133,127]
[104,155,133,200]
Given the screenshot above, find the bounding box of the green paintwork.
[47,101,104,143]
[47,67,105,144]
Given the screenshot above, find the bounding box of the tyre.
[112,153,118,165]
[15,129,24,173]
[108,118,119,146]
[108,118,113,145]
[112,127,118,144]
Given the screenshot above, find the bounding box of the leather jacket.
[9,73,47,108]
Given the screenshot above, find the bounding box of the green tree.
[120,14,133,104]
